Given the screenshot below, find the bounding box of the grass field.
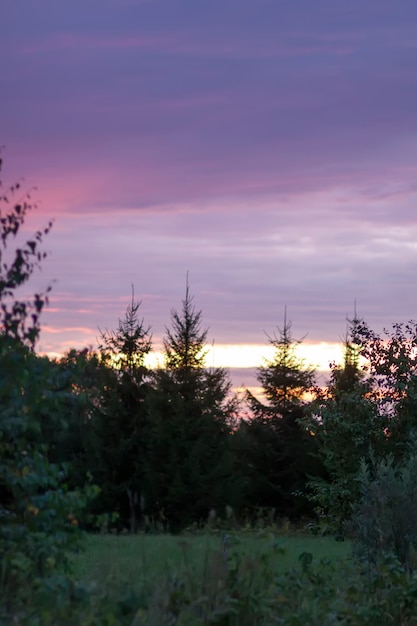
[72,531,351,595]
[66,533,417,624]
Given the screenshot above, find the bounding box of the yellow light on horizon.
[42,341,346,374]
[144,342,345,372]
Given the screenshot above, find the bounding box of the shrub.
[0,159,95,619]
[350,442,417,573]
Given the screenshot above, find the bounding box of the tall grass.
[11,532,417,624]
[69,532,417,625]
[72,531,350,595]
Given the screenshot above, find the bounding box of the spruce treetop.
[163,276,208,373]
[98,286,152,377]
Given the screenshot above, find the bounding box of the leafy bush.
[0,159,95,618]
[351,442,417,572]
[0,343,98,594]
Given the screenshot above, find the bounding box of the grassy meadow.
[72,531,351,595]
[16,529,417,624]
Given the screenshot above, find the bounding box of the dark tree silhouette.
[87,290,153,532]
[146,277,237,531]
[239,310,319,520]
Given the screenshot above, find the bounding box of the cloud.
[2,0,417,374]
[3,0,417,212]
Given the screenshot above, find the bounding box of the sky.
[2,0,417,390]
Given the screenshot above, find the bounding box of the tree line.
[43,282,323,533]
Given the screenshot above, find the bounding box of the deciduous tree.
[0,158,92,606]
[304,312,388,536]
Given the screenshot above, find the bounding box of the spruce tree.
[147,278,236,531]
[247,309,315,419]
[87,290,153,532]
[241,310,318,520]
[98,286,152,378]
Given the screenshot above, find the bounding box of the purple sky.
[2,0,417,379]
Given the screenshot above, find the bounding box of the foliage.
[0,345,90,596]
[306,315,417,537]
[354,319,417,457]
[304,313,389,536]
[0,156,52,347]
[305,385,385,536]
[0,160,94,616]
[351,440,417,572]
